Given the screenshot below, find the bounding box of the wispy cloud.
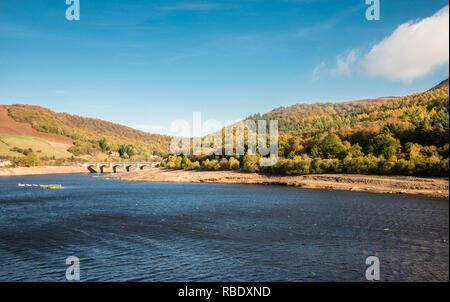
[311,61,326,82]
[166,50,209,62]
[158,1,223,11]
[330,50,359,77]
[295,3,364,38]
[205,33,274,53]
[0,22,44,39]
[311,50,359,81]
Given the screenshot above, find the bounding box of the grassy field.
[0,134,73,158]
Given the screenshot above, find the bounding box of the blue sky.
[0,0,448,135]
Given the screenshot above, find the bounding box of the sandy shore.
[0,166,87,176]
[107,168,449,198]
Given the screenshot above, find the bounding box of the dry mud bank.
[107,168,449,198]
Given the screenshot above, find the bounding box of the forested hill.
[248,80,449,152]
[4,104,172,158]
[250,80,448,137]
[244,79,449,176]
[162,79,449,177]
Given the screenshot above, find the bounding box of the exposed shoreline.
[1,166,448,198]
[0,166,87,176]
[107,168,449,198]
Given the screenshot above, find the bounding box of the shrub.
[187,161,200,170]
[243,155,259,172]
[228,157,240,170]
[312,158,340,173]
[15,153,41,167]
[218,158,229,170]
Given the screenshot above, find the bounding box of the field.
[0,134,73,159]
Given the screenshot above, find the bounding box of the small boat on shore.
[39,184,63,189]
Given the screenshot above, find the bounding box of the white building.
[0,160,12,167]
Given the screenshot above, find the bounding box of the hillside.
[1,104,172,161]
[162,79,449,177]
[0,106,73,144]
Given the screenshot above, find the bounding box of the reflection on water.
[0,174,448,281]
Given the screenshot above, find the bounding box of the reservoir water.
[0,174,448,281]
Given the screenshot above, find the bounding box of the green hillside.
[0,134,73,159]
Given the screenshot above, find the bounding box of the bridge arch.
[112,165,124,173]
[87,165,99,173]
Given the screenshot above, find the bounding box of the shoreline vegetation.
[1,166,448,198]
[107,168,449,198]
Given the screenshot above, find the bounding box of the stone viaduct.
[82,162,158,173]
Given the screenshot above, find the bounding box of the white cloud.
[330,50,359,77]
[362,5,449,82]
[311,61,326,82]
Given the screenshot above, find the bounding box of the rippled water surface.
[0,174,448,281]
